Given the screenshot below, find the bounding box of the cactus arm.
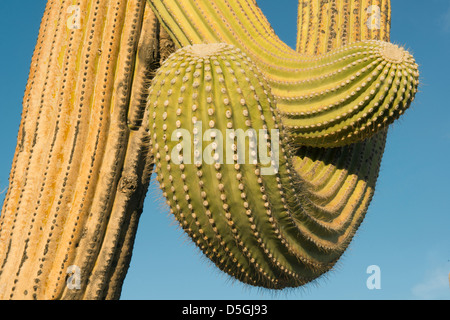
[0,0,169,300]
[145,0,418,290]
[146,0,418,148]
[292,0,390,255]
[147,42,388,289]
[148,43,324,288]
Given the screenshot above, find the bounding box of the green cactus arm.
[148,42,390,289]
[292,0,390,256]
[145,0,417,290]
[146,0,418,148]
[148,43,324,288]
[0,1,171,300]
[296,0,391,54]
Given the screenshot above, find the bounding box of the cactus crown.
[381,43,406,63]
[184,43,229,57]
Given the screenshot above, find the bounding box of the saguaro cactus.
[147,0,418,147]
[0,0,418,299]
[146,0,419,289]
[0,1,173,300]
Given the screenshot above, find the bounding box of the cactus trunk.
[0,1,173,299]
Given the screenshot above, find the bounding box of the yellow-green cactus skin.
[149,42,382,288]
[0,0,419,299]
[146,0,419,289]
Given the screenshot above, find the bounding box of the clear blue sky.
[0,1,448,300]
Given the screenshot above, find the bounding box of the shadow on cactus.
[146,0,419,290]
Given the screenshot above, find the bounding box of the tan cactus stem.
[0,1,173,300]
[148,41,386,289]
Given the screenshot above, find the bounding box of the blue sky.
[0,1,449,300]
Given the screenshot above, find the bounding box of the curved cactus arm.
[0,1,171,300]
[146,0,418,148]
[147,42,387,289]
[292,0,391,255]
[148,43,321,288]
[145,0,419,290]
